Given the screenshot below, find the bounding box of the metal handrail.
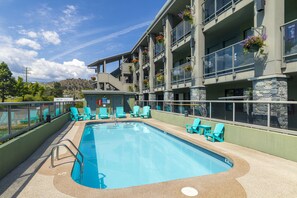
[171,20,191,46]
[139,99,297,104]
[51,143,84,181]
[57,139,84,162]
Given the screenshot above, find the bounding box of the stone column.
[254,0,284,76]
[190,86,207,116]
[138,47,144,94]
[165,14,173,91]
[103,60,107,90]
[164,91,174,112]
[149,34,155,94]
[96,65,100,90]
[149,93,156,109]
[132,54,137,92]
[192,0,205,87]
[252,76,288,128]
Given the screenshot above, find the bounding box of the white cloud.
[27,31,38,38]
[0,35,92,82]
[15,38,41,50]
[41,31,61,45]
[50,20,151,61]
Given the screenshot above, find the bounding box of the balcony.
[171,62,192,86]
[153,73,165,90]
[282,19,297,62]
[202,0,241,24]
[142,56,149,66]
[203,40,254,78]
[171,20,191,47]
[154,43,165,58]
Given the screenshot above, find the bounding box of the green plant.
[156,73,164,82]
[143,48,148,56]
[178,6,193,24]
[143,79,149,85]
[183,65,192,72]
[128,85,134,92]
[243,34,267,54]
[156,34,164,44]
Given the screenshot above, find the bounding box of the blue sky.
[0,0,166,82]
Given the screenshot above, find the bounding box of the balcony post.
[149,34,155,94]
[165,14,173,91]
[138,47,144,95]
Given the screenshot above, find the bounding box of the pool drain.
[181,187,198,197]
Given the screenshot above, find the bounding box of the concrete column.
[96,65,100,90]
[103,61,107,90]
[254,0,284,76]
[190,86,206,100]
[164,91,174,112]
[138,47,144,94]
[149,93,156,109]
[132,54,137,91]
[193,0,205,87]
[121,56,124,83]
[165,14,173,91]
[252,75,288,128]
[149,34,155,93]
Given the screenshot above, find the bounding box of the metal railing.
[139,99,297,135]
[202,40,254,78]
[171,20,191,46]
[171,62,192,84]
[154,43,165,58]
[202,0,241,24]
[0,101,73,143]
[142,55,149,65]
[281,18,297,62]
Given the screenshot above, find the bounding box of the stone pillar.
[149,34,155,93]
[103,60,107,90]
[149,93,156,109]
[252,76,288,128]
[164,91,174,112]
[96,65,100,90]
[165,14,173,91]
[254,0,284,77]
[190,86,207,116]
[132,54,137,92]
[138,47,144,94]
[192,0,205,87]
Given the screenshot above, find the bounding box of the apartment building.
[85,0,297,116]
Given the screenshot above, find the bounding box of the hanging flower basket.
[156,73,164,82]
[243,34,267,54]
[91,76,96,81]
[143,79,149,85]
[143,48,148,56]
[183,65,193,72]
[132,59,138,64]
[156,34,164,44]
[178,6,193,24]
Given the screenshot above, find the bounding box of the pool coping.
[36,118,250,197]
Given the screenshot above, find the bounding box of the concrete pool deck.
[1,118,297,197]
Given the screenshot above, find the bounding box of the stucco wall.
[151,110,297,162]
[0,113,70,179]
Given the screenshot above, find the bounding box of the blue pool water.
[71,122,232,189]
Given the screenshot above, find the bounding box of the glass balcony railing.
[153,73,165,88]
[203,40,254,78]
[142,56,149,66]
[202,0,241,24]
[171,62,192,84]
[282,19,297,62]
[171,20,191,46]
[154,43,165,58]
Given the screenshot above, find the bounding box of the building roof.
[82,90,136,95]
[88,51,131,68]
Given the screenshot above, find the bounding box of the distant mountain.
[45,78,96,99]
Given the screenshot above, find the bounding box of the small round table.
[199,125,211,136]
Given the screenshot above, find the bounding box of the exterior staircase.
[97,73,132,92]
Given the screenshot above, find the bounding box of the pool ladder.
[50,139,84,180]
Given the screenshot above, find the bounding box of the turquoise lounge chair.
[116,107,126,118]
[20,109,39,124]
[130,106,140,117]
[70,107,86,121]
[98,107,109,119]
[205,123,225,142]
[84,107,96,120]
[186,118,201,134]
[140,106,150,118]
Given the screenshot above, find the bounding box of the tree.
[15,76,29,100]
[28,82,40,96]
[0,62,16,102]
[52,82,63,97]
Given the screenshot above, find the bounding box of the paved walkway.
[1,118,297,198]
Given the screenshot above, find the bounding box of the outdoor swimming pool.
[71,122,232,189]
